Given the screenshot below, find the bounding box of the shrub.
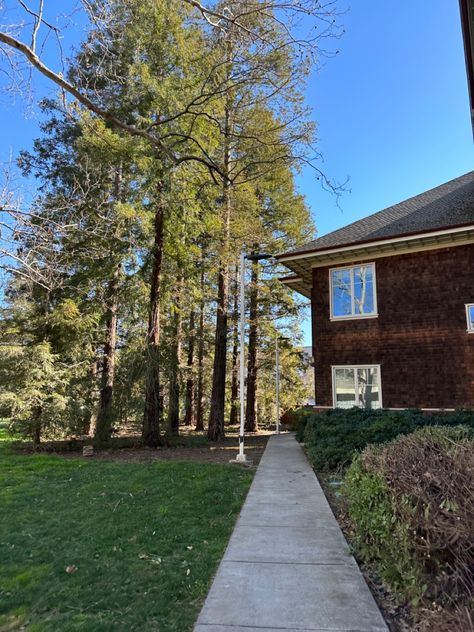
[0,342,71,444]
[281,407,313,439]
[280,408,302,431]
[295,407,474,470]
[343,426,474,620]
[343,449,423,600]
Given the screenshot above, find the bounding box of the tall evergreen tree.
[0,0,340,446]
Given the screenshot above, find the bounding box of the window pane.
[357,368,380,409]
[468,305,474,330]
[354,265,375,315]
[334,368,356,408]
[332,269,352,317]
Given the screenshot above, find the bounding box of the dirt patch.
[92,433,269,465]
[25,429,272,466]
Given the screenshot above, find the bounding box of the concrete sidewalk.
[194,433,388,632]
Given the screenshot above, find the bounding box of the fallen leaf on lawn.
[186,568,191,576]
[65,565,78,574]
[186,546,193,550]
[138,553,162,564]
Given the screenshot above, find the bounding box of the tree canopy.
[0,0,341,445]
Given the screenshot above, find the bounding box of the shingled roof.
[282,171,474,257]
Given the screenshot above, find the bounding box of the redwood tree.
[245,256,259,432]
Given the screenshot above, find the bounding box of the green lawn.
[0,427,253,631]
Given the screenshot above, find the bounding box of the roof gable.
[284,171,474,257]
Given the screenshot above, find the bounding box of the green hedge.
[283,407,313,437]
[343,426,474,619]
[295,407,474,470]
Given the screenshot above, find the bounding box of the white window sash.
[466,303,474,333]
[350,267,355,316]
[332,364,382,409]
[354,369,360,406]
[330,263,378,320]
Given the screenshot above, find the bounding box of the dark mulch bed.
[88,433,269,465]
[11,428,271,466]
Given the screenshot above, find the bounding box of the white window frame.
[332,364,383,409]
[466,303,474,333]
[329,262,378,321]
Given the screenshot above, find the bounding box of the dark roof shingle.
[284,171,474,256]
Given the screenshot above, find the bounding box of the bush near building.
[280,406,314,431]
[343,426,474,630]
[295,407,474,470]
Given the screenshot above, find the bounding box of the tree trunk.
[184,309,196,426]
[88,410,98,438]
[195,268,205,431]
[87,357,99,437]
[32,407,41,448]
[167,278,183,435]
[208,265,229,440]
[229,267,239,426]
[94,265,120,446]
[94,164,122,446]
[143,182,165,447]
[245,257,259,432]
[208,79,233,441]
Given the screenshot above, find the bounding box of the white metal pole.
[276,333,280,434]
[237,252,247,461]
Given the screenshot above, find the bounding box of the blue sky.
[296,0,473,344]
[1,1,473,346]
[300,1,473,234]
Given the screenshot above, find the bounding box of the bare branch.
[0,27,227,179]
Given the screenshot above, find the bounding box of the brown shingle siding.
[312,244,474,409]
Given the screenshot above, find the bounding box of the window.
[330,263,377,319]
[332,365,382,409]
[466,304,474,333]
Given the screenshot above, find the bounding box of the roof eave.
[279,275,311,299]
[277,221,474,263]
[460,0,474,136]
[277,224,474,299]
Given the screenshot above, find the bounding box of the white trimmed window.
[330,263,377,319]
[466,304,474,333]
[332,365,382,409]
